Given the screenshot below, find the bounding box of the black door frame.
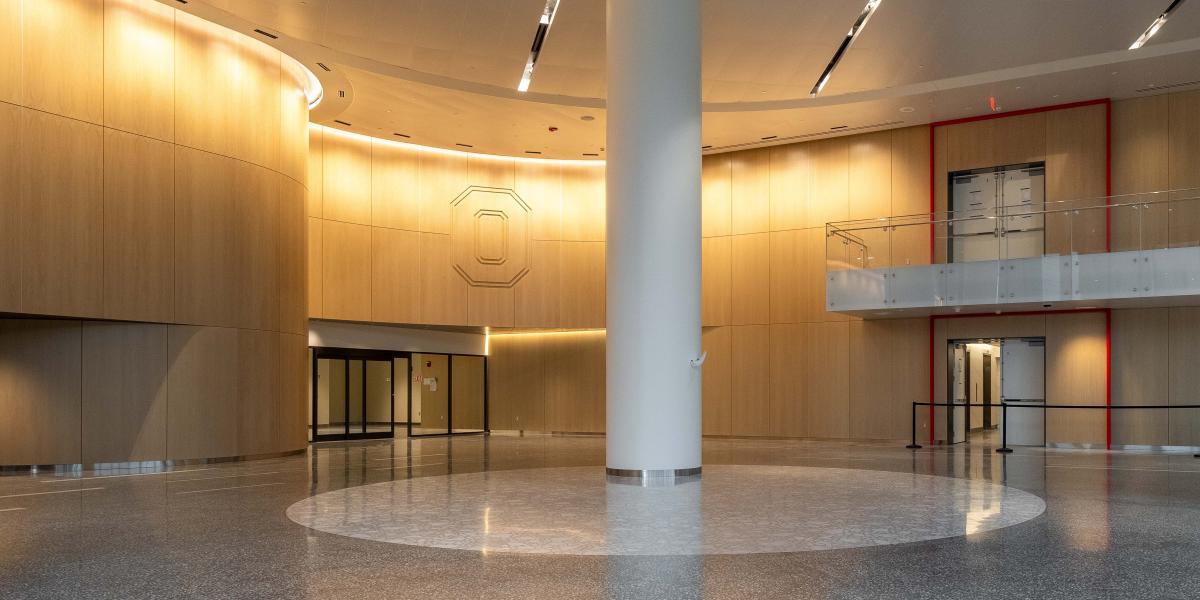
[311,347,399,442]
[310,346,489,442]
[406,351,490,438]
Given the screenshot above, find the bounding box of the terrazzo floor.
[3,434,1200,599]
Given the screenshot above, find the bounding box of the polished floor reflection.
[3,435,1200,599]
[286,465,1044,555]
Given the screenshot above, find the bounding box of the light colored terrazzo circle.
[285,465,1045,556]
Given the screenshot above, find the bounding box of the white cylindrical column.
[605,0,702,478]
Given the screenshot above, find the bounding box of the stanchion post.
[906,402,922,449]
[996,402,1013,454]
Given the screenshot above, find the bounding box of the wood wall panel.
[322,220,372,322]
[487,334,546,431]
[22,0,103,124]
[1112,309,1168,445]
[890,126,932,267]
[418,233,468,325]
[731,233,770,325]
[166,325,238,460]
[237,329,280,456]
[848,131,892,221]
[277,333,309,451]
[769,323,806,437]
[233,163,280,331]
[806,321,850,438]
[81,322,168,464]
[562,164,605,241]
[702,154,733,237]
[992,113,1046,167]
[701,326,733,436]
[371,141,421,231]
[0,0,20,105]
[769,144,808,231]
[103,0,175,141]
[322,131,372,225]
[807,138,849,228]
[731,148,770,234]
[1045,311,1107,445]
[1046,105,1107,255]
[278,178,308,334]
[544,332,605,433]
[468,287,515,328]
[307,217,324,318]
[103,129,174,322]
[0,320,83,466]
[1168,308,1200,445]
[175,147,237,326]
[20,109,104,318]
[307,126,324,217]
[418,152,468,234]
[516,161,563,240]
[769,231,801,323]
[515,240,562,327]
[849,320,893,440]
[1112,96,1169,251]
[731,325,770,436]
[702,236,732,326]
[0,103,18,312]
[371,227,421,324]
[1168,92,1200,248]
[559,241,605,328]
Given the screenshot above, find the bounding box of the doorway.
[310,347,489,441]
[312,348,398,442]
[946,337,1045,445]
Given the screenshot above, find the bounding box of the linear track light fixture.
[518,0,562,92]
[1130,0,1188,50]
[809,0,883,97]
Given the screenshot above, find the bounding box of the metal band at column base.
[605,467,702,479]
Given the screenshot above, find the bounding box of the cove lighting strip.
[518,0,562,92]
[1129,0,1188,50]
[809,0,883,97]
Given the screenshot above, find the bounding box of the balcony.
[825,189,1200,317]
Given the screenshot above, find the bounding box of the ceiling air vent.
[317,62,331,72]
[393,132,410,139]
[253,29,278,40]
[1136,79,1200,93]
[333,119,352,126]
[456,143,474,148]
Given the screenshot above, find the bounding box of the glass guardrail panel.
[856,226,891,270]
[1167,192,1200,249]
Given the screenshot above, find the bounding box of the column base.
[606,467,702,486]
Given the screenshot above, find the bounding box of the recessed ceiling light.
[809,0,884,96]
[517,0,561,92]
[580,115,595,121]
[899,106,915,113]
[1130,0,1187,50]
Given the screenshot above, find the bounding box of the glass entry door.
[312,349,397,441]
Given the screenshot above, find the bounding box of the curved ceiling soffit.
[158,0,1200,116]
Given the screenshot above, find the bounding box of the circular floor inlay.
[286,466,1044,556]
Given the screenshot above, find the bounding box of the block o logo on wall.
[450,186,532,288]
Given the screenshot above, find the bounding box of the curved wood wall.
[307,125,606,329]
[0,0,309,465]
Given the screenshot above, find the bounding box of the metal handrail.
[826,187,1200,234]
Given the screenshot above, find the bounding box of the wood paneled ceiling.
[169,0,1200,158]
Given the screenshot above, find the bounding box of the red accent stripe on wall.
[925,98,1113,448]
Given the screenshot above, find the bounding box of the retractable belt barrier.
[905,401,1200,456]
